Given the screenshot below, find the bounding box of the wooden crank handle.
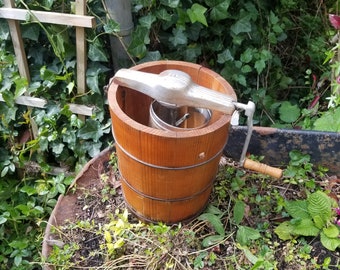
[243,158,283,179]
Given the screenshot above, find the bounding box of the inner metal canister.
[149,100,211,131]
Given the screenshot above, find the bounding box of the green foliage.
[236,225,261,247]
[130,0,333,127]
[0,0,339,268]
[313,106,340,132]
[0,0,113,267]
[103,209,142,256]
[197,205,226,247]
[0,173,72,268]
[279,101,301,123]
[275,191,340,251]
[283,150,315,186]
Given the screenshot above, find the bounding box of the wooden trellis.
[0,0,96,117]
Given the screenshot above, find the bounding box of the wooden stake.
[75,0,87,121]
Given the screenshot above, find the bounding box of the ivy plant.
[129,0,334,128]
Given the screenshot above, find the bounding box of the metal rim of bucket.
[149,100,212,131]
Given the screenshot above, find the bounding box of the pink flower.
[329,14,340,30]
[335,208,340,216]
[337,76,340,84]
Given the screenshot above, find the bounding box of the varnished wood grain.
[108,60,235,223]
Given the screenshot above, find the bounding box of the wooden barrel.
[108,61,237,224]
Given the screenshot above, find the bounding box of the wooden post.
[0,0,98,174]
[75,0,87,121]
[3,0,30,80]
[3,0,39,138]
[0,0,96,118]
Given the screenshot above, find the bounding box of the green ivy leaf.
[52,143,64,155]
[288,150,310,166]
[217,49,234,63]
[86,63,110,93]
[254,59,266,74]
[14,78,28,99]
[210,0,231,21]
[128,26,149,59]
[22,24,40,41]
[0,20,10,39]
[88,40,109,62]
[78,119,103,142]
[241,64,252,73]
[234,74,247,86]
[0,90,14,107]
[230,16,251,35]
[187,4,208,27]
[240,48,253,63]
[194,251,207,268]
[169,27,188,46]
[155,9,172,21]
[269,11,279,24]
[183,45,202,62]
[42,0,54,10]
[139,14,157,29]
[103,19,120,34]
[279,101,301,123]
[82,141,102,158]
[160,0,179,8]
[139,51,162,63]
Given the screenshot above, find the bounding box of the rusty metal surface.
[225,126,340,176]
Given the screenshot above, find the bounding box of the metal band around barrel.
[119,172,214,202]
[114,137,226,170]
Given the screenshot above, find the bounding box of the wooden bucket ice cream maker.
[108,61,282,224]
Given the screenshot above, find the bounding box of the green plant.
[197,204,227,247]
[0,0,112,178]
[283,150,316,188]
[301,12,340,132]
[0,1,113,267]
[46,243,79,270]
[0,173,72,269]
[103,209,143,257]
[275,190,340,251]
[130,0,333,127]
